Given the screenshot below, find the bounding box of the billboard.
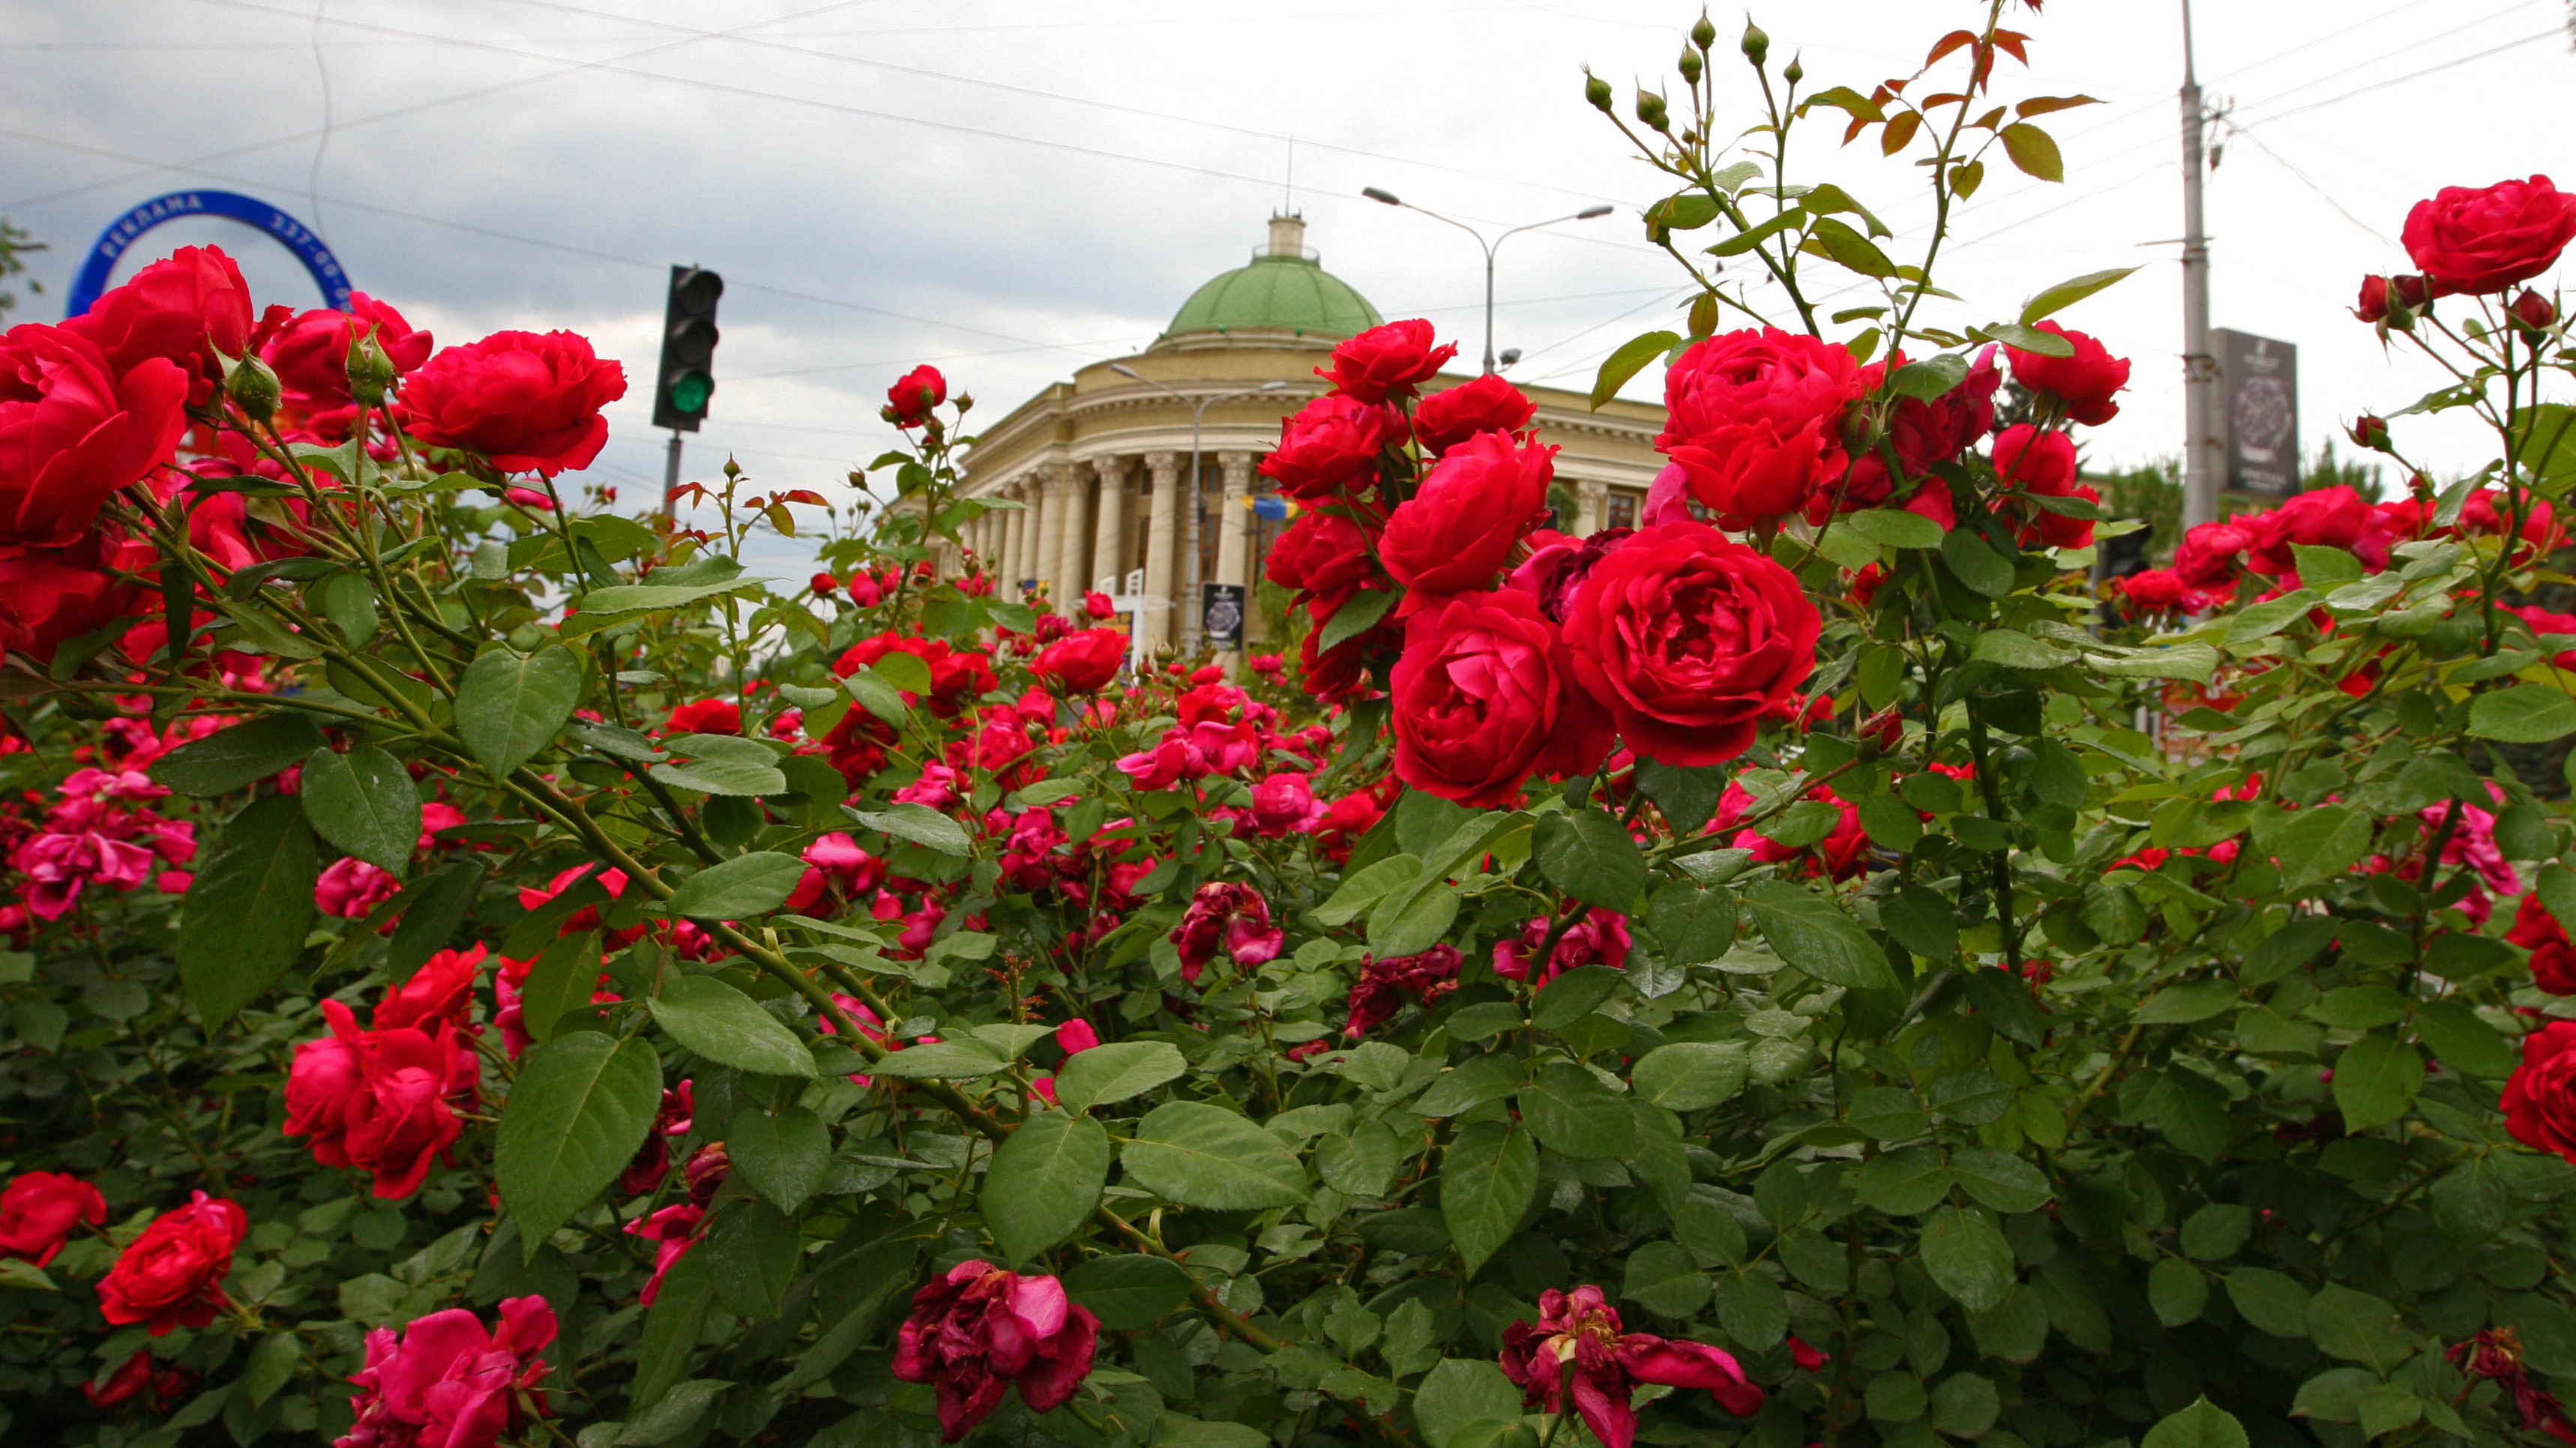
[2216,328,2299,498]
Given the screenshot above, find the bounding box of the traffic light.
[651,265,722,432]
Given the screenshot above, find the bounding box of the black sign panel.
[1200,583,1246,649]
[2217,328,2298,498]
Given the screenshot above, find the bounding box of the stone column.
[1142,450,1182,652]
[1576,478,1611,536]
[1214,452,1257,671]
[1089,456,1131,596]
[1053,465,1092,612]
[1027,476,1057,606]
[1000,480,1030,596]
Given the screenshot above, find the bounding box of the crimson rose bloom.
[1260,393,1405,501]
[1378,431,1556,603]
[1343,944,1462,1039]
[0,323,190,554]
[1508,528,1631,624]
[1392,588,1613,807]
[2404,176,2576,295]
[1992,425,2095,550]
[1265,511,1378,612]
[1499,1286,1763,1448]
[2510,893,2576,995]
[2003,322,2129,426]
[65,245,255,406]
[893,1260,1101,1443]
[341,1294,557,1448]
[0,1170,106,1267]
[664,697,741,735]
[1414,372,1537,455]
[2354,276,2392,323]
[833,634,995,717]
[0,534,154,663]
[1170,881,1285,983]
[1668,417,1843,531]
[1559,522,1820,767]
[97,1191,246,1336]
[1032,627,1125,693]
[2243,485,2372,576]
[285,1000,473,1198]
[1316,318,1457,403]
[1826,346,2000,517]
[2504,1020,2576,1163]
[376,944,486,1033]
[885,364,947,428]
[1658,328,1863,453]
[400,331,627,476]
[262,292,433,431]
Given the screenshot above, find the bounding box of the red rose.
[1379,431,1556,604]
[1500,1286,1763,1448]
[343,1295,557,1448]
[1032,628,1125,693]
[0,323,189,554]
[2354,276,2390,323]
[0,1170,106,1267]
[97,1191,246,1336]
[1169,881,1284,983]
[1829,346,2000,516]
[1668,417,1842,531]
[1658,328,1864,454]
[1316,319,1457,404]
[1993,424,2095,550]
[1391,589,1613,807]
[1508,528,1631,624]
[893,1260,1101,1444]
[1343,944,1461,1039]
[833,634,994,715]
[0,534,154,663]
[664,697,742,735]
[259,292,433,432]
[1414,372,1536,455]
[1559,522,1820,767]
[2404,176,2576,296]
[2510,893,2576,995]
[1265,511,1379,609]
[885,364,947,428]
[2002,323,2129,426]
[1259,394,1404,501]
[2113,568,2199,616]
[2242,486,2371,576]
[285,1000,473,1198]
[2504,1020,2576,1163]
[64,246,255,406]
[810,572,838,595]
[400,331,627,476]
[822,708,897,787]
[376,944,486,1033]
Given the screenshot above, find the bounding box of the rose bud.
[2353,276,2389,323]
[1678,47,1703,85]
[2392,274,2434,309]
[224,352,281,421]
[346,330,397,408]
[1637,88,1670,131]
[1858,708,1903,754]
[2349,415,2392,453]
[1693,14,1718,49]
[1586,73,1614,112]
[1740,19,1769,64]
[810,572,838,595]
[2514,289,2557,331]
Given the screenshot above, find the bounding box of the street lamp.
[1362,188,1614,375]
[1110,365,1290,652]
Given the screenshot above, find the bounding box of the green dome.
[1166,253,1382,340]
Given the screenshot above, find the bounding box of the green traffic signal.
[669,371,714,414]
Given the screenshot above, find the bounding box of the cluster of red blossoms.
[2353,174,2576,325]
[284,947,485,1198]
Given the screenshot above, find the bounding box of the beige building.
[953,214,1668,651]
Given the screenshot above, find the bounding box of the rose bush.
[10,7,2576,1448]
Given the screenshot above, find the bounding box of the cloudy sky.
[3,0,2570,559]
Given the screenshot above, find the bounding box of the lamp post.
[1110,366,1289,652]
[1361,189,1613,375]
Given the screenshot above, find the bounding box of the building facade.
[951,214,1669,651]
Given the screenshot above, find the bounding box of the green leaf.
[648,735,789,796]
[299,745,421,874]
[1930,1374,2001,1439]
[1621,1239,1711,1319]
[666,851,807,919]
[1634,761,1732,836]
[2225,1267,2311,1337]
[1121,1102,1307,1209]
[2331,1036,2422,1132]
[870,1040,1011,1079]
[1808,215,1896,277]
[702,1198,800,1321]
[1368,875,1462,959]
[2179,1203,2252,1261]
[519,931,605,1044]
[1886,352,1969,402]
[1631,1042,1749,1111]
[628,1247,717,1416]
[1414,1360,1526,1448]
[1920,1205,2014,1312]
[151,713,324,797]
[1518,1062,1637,1159]
[1064,1254,1197,1331]
[2472,685,2576,742]
[388,863,483,982]
[1532,965,1622,1030]
[1742,880,1897,989]
[455,647,583,779]
[2149,1258,2209,1326]
[1947,1146,2052,1213]
[178,796,318,1029]
[241,1332,300,1406]
[844,668,909,727]
[1532,809,1646,911]
[650,974,819,1078]
[1319,586,1401,654]
[869,650,934,695]
[2018,266,2140,326]
[2413,999,2516,1078]
[1053,1040,1188,1111]
[1442,1120,1538,1274]
[1971,629,2075,670]
[2307,1284,2410,1372]
[985,1110,1111,1265]
[2141,1399,2248,1448]
[1958,965,2048,1049]
[2134,979,2239,1025]
[1846,508,1948,549]
[1941,530,2014,597]
[1593,331,1685,409]
[497,1032,663,1249]
[2256,804,2372,888]
[1715,1268,1788,1350]
[725,1103,830,1214]
[1879,887,1958,962]
[1856,1144,1954,1216]
[1997,122,2064,181]
[1645,881,1736,967]
[2084,642,2221,684]
[2290,1368,2379,1424]
[845,803,975,857]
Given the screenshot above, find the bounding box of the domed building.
[952,214,1667,654]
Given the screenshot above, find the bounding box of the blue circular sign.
[66,190,352,319]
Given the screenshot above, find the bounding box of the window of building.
[1605,489,1641,532]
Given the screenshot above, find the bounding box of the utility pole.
[1360,189,1613,375]
[2179,0,2223,530]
